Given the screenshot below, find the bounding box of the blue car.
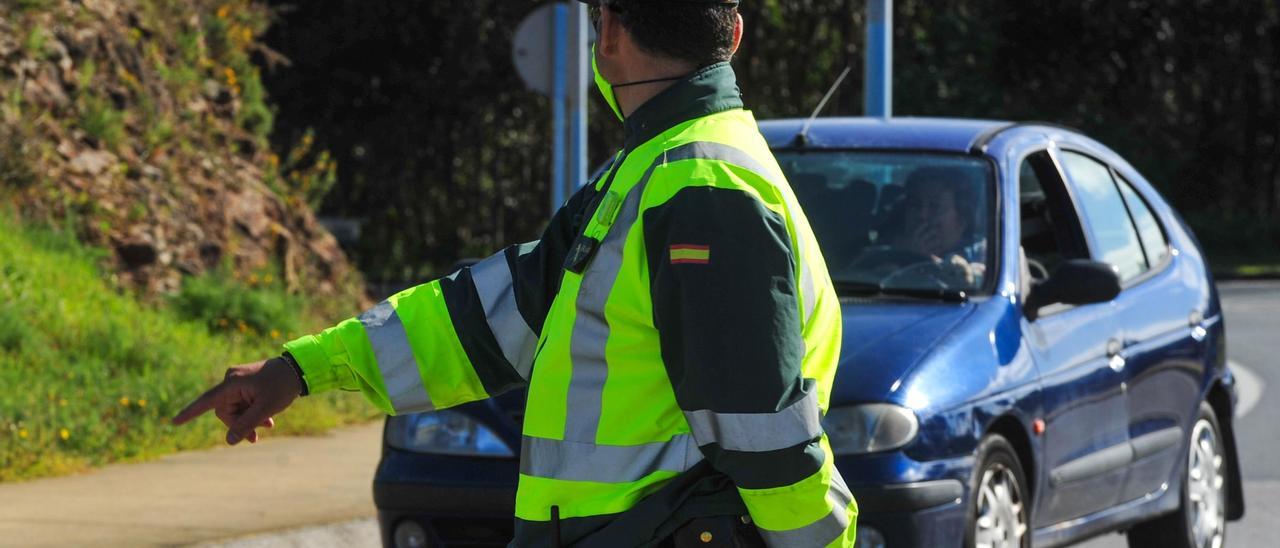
[372,118,1244,548]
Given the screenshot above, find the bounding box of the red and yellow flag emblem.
[670,244,711,264]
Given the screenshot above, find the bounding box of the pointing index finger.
[171,383,223,426]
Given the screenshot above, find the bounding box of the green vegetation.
[0,212,377,482]
[1186,213,1280,279]
[170,266,304,338]
[77,94,125,150]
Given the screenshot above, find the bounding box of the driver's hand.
[938,255,982,285]
[906,223,939,255]
[171,357,302,445]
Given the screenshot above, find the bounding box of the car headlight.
[387,410,515,457]
[822,404,919,455]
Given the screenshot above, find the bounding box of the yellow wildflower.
[248,273,259,285]
[237,320,248,334]
[224,67,237,88]
[263,274,273,284]
[270,329,281,339]
[216,5,231,19]
[119,396,130,407]
[18,429,28,439]
[60,429,70,441]
[137,399,147,408]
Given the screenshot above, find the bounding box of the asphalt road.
[1080,280,1278,547]
[202,281,1280,548]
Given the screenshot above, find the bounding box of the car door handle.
[1189,310,1208,341]
[1106,338,1126,372]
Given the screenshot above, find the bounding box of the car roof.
[759,116,1014,153]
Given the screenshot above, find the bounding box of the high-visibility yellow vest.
[285,62,855,547]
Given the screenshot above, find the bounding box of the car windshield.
[777,151,996,298]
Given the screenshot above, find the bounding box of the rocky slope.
[0,0,361,302]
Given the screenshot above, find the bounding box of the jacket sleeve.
[643,185,856,548]
[282,183,593,416]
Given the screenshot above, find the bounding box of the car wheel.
[965,434,1031,548]
[1127,402,1227,548]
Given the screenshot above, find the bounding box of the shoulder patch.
[670,244,711,264]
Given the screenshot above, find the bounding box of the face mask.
[592,45,625,122]
[593,44,688,123]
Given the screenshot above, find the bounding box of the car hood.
[829,299,978,406]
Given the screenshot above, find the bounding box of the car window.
[1115,174,1169,267]
[1059,151,1147,282]
[1019,151,1091,269]
[777,151,994,296]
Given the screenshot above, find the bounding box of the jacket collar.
[622,62,744,151]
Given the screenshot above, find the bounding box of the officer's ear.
[597,5,623,60]
[730,13,744,56]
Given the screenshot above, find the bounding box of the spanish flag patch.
[670,244,711,264]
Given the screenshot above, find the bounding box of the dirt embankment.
[1,0,362,303]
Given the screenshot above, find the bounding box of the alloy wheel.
[974,462,1028,548]
[1187,418,1226,548]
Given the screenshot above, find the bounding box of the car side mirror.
[1024,259,1121,321]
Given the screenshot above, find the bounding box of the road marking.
[1230,360,1264,419]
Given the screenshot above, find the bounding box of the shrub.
[78,95,126,150]
[169,267,303,338]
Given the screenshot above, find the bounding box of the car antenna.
[792,65,853,147]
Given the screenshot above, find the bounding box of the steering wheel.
[1026,257,1050,282]
[847,246,955,289]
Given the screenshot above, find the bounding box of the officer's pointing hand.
[171,357,302,445]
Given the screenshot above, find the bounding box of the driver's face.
[903,184,965,254]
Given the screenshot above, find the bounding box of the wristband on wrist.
[280,352,309,396]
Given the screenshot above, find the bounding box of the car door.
[1018,150,1131,526]
[1103,169,1203,502]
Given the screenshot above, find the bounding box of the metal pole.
[568,2,589,190]
[865,0,892,117]
[551,4,568,212]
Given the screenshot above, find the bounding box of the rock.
[117,237,158,268]
[68,150,117,176]
[227,190,270,238]
[56,139,77,159]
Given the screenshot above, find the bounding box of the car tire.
[1126,401,1228,548]
[964,434,1031,548]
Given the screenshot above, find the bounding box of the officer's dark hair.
[607,0,739,67]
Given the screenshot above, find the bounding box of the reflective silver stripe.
[683,386,822,452]
[563,168,647,441]
[359,301,432,414]
[470,248,538,380]
[758,469,855,547]
[520,434,704,483]
[799,252,817,321]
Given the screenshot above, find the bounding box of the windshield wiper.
[833,280,969,302]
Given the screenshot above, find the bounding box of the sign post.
[513,2,591,216]
[865,0,893,118]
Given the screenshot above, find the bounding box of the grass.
[77,94,125,150]
[0,212,378,482]
[1212,262,1280,279]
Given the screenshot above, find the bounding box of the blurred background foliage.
[258,0,1280,281]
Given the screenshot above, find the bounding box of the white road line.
[1230,360,1264,419]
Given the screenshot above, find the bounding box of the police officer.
[174,1,856,545]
